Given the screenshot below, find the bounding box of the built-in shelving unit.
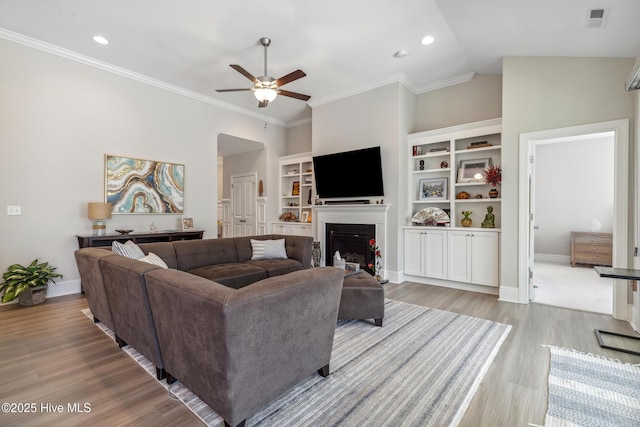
[404,119,502,294]
[408,118,502,228]
[273,153,314,236]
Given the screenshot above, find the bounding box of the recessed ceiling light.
[420,35,435,46]
[92,35,109,45]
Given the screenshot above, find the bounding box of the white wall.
[501,57,636,300]
[0,38,287,299]
[534,135,614,257]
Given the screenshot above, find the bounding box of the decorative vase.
[461,217,472,227]
[489,188,499,199]
[18,284,48,306]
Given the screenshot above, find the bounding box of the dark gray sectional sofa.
[75,235,344,427]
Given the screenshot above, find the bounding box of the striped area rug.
[545,346,640,427]
[83,299,511,426]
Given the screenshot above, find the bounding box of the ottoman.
[339,271,385,326]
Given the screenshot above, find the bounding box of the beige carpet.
[532,261,613,314]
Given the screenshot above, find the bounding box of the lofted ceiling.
[0,0,638,126]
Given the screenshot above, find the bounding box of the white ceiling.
[0,0,638,126]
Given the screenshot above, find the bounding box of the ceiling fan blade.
[215,88,252,92]
[230,64,258,83]
[275,69,306,87]
[258,100,268,108]
[277,89,311,101]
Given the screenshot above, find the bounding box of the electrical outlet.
[7,205,21,216]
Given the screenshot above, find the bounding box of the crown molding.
[0,28,288,128]
[307,72,476,108]
[415,72,475,94]
[286,117,312,128]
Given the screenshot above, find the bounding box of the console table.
[76,230,204,248]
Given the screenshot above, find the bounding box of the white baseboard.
[534,253,570,264]
[498,286,520,303]
[46,279,81,298]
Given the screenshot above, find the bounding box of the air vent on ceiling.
[586,8,607,28]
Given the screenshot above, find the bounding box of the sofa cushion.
[188,263,267,289]
[137,242,178,269]
[245,258,304,277]
[174,238,239,271]
[250,238,287,260]
[112,240,145,259]
[139,252,168,269]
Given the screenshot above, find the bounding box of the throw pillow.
[139,252,168,269]
[251,239,287,260]
[112,240,145,259]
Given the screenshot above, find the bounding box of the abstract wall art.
[105,155,184,214]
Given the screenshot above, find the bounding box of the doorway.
[518,119,629,321]
[529,133,615,314]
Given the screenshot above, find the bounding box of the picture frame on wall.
[418,177,448,201]
[182,217,194,231]
[105,154,185,214]
[457,158,492,183]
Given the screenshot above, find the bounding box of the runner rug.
[544,346,640,427]
[83,299,511,426]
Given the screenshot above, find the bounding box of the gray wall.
[287,122,312,154]
[413,74,502,132]
[534,135,614,257]
[0,38,288,297]
[501,56,636,298]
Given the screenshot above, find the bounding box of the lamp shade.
[87,202,112,220]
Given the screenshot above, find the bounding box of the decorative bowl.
[115,229,134,234]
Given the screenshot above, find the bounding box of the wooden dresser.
[570,231,613,267]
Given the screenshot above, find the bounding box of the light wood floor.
[1,283,638,427]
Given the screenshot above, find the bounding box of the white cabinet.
[272,222,313,236]
[447,230,499,287]
[404,228,447,279]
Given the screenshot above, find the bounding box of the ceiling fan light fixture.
[254,87,278,103]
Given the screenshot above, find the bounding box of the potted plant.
[0,259,62,305]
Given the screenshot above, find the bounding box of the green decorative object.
[461,211,473,227]
[0,259,62,304]
[481,206,496,228]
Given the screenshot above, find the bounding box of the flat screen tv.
[313,146,384,199]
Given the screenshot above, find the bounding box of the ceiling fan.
[216,37,311,108]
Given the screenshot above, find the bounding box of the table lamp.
[88,202,112,235]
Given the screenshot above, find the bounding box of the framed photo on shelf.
[457,158,492,183]
[182,217,195,231]
[301,211,310,223]
[418,178,448,201]
[292,181,300,196]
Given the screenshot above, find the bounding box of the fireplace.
[326,223,375,274]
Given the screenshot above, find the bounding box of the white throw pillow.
[112,240,145,259]
[138,252,168,269]
[251,239,287,260]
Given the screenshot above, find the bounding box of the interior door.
[230,172,257,237]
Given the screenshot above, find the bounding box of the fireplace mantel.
[313,204,389,275]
